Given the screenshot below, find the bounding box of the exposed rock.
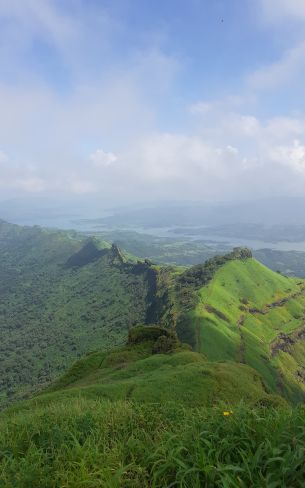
[296,368,305,383]
[109,243,125,264]
[205,304,230,323]
[271,326,305,357]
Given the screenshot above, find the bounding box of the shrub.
[128,325,174,345]
[152,334,179,354]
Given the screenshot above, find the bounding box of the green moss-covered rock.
[128,325,174,345]
[152,334,179,354]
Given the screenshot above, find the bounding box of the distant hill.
[84,229,305,277]
[73,197,305,227]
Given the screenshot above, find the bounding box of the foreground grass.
[1,399,305,487]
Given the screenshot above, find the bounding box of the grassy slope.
[0,222,153,404]
[21,341,282,410]
[0,339,300,488]
[188,257,305,402]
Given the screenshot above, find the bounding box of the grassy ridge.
[0,331,293,487]
[184,257,305,401]
[22,340,281,409]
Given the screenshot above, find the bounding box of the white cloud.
[15,177,46,192]
[90,149,117,168]
[248,41,305,90]
[250,1,305,92]
[269,139,305,173]
[226,145,239,155]
[264,117,305,140]
[189,102,212,115]
[0,150,8,163]
[1,1,305,203]
[0,0,78,68]
[2,102,305,201]
[112,107,305,200]
[259,0,305,23]
[69,179,97,194]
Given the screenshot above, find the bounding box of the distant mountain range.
[3,196,305,228]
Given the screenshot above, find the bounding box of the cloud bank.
[0,0,305,203]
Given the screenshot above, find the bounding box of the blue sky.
[1,0,305,202]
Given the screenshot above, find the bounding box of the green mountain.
[175,250,305,402]
[0,220,159,404]
[2,219,305,405]
[2,222,305,486]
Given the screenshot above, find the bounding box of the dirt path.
[237,314,246,363]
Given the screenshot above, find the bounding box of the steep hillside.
[0,221,159,405]
[29,326,281,409]
[176,251,305,402]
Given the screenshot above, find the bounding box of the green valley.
[0,220,157,404]
[2,220,305,486]
[2,220,305,405]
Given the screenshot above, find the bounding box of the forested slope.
[0,221,157,404]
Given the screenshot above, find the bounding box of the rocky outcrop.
[271,325,305,357]
[109,243,125,265]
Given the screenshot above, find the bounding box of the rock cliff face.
[109,243,125,264]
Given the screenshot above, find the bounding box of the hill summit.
[175,249,305,402]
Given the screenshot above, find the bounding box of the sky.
[1,0,305,203]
